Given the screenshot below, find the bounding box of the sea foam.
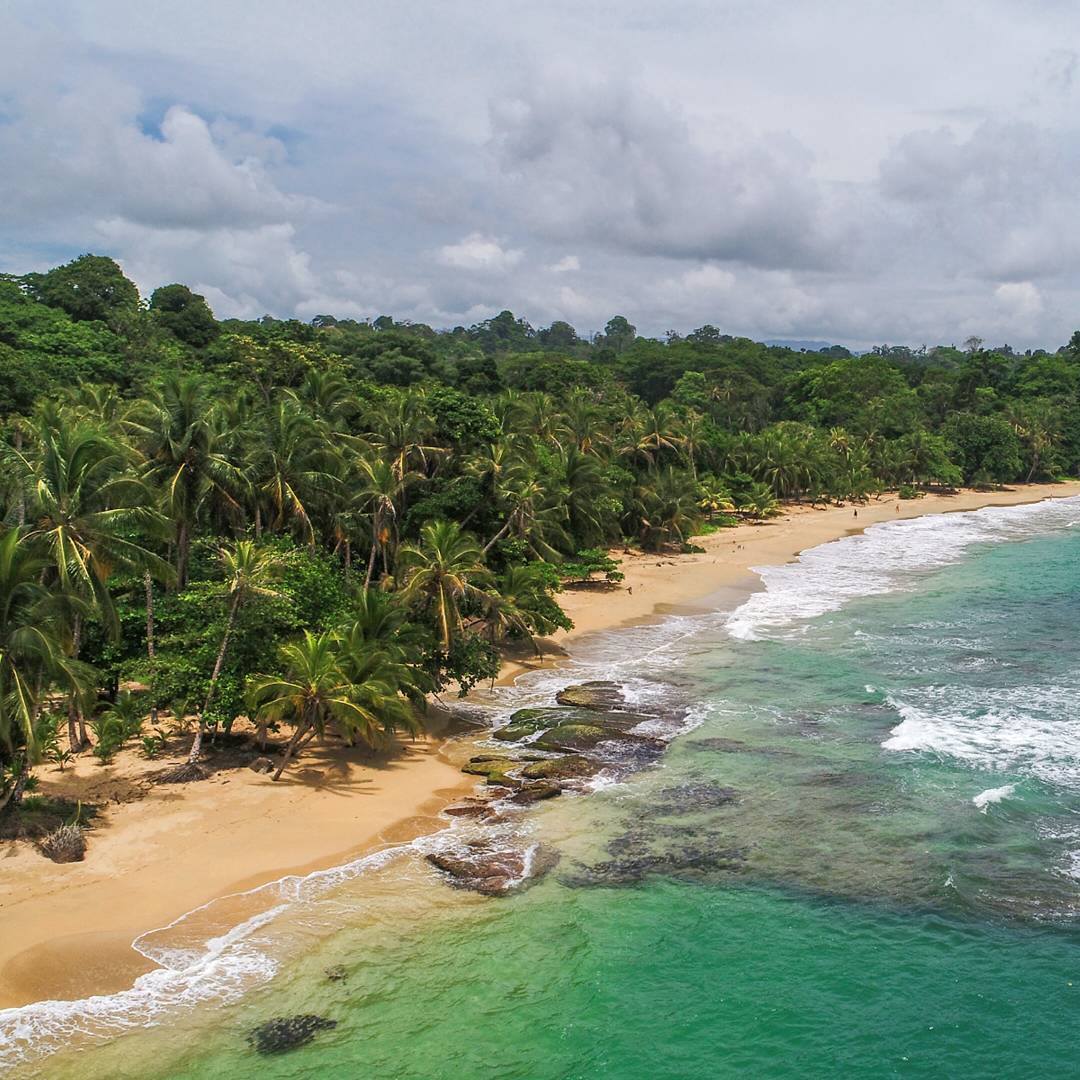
[726,496,1080,641]
[972,784,1017,812]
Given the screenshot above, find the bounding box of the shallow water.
[8,496,1080,1078]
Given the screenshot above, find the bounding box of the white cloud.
[995,281,1043,318]
[549,255,580,273]
[435,233,524,271]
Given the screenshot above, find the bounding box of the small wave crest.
[725,495,1080,641]
[972,784,1017,812]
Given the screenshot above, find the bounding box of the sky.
[2,0,1080,348]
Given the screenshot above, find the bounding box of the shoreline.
[2,481,1078,1013]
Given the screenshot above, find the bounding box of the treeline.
[1,253,1078,806]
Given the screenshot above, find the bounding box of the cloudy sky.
[2,1,1080,347]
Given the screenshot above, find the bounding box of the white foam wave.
[0,820,504,1072]
[882,684,1080,788]
[726,495,1080,641]
[973,784,1017,812]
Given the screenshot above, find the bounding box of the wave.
[881,685,1080,788]
[972,784,1017,812]
[726,495,1080,641]
[0,811,540,1073]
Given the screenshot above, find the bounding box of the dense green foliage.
[1,254,1077,798]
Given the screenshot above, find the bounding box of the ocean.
[6,496,1080,1078]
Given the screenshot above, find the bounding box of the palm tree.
[173,540,286,777]
[631,467,702,550]
[397,521,492,651]
[247,399,341,547]
[483,459,570,560]
[562,447,617,547]
[477,564,569,653]
[356,455,411,587]
[11,410,171,748]
[0,528,92,812]
[134,374,245,589]
[246,631,418,781]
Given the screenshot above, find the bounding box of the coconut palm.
[477,564,569,653]
[247,398,341,547]
[174,540,286,776]
[246,630,418,781]
[483,459,570,560]
[631,466,702,550]
[397,521,492,651]
[11,410,172,747]
[0,528,92,811]
[134,374,245,589]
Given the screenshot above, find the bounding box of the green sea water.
[8,497,1080,1078]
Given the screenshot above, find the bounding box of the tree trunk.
[145,571,158,727]
[187,591,241,764]
[364,531,378,589]
[177,521,190,591]
[344,539,351,570]
[482,517,513,555]
[68,613,88,751]
[254,504,262,539]
[273,720,309,781]
[13,428,25,526]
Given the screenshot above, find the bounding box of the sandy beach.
[3,481,1078,1011]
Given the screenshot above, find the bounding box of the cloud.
[549,255,580,273]
[488,77,838,271]
[435,233,524,271]
[5,2,1080,347]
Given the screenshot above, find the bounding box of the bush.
[560,549,625,586]
[38,823,86,863]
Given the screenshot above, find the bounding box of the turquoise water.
[8,498,1080,1078]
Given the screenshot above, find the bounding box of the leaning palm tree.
[169,540,286,779]
[246,631,418,781]
[397,521,492,651]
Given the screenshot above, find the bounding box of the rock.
[647,781,739,815]
[443,802,497,818]
[248,756,275,774]
[508,780,562,804]
[461,756,520,786]
[426,842,529,896]
[531,723,608,753]
[519,755,599,781]
[247,1015,337,1055]
[555,681,627,711]
[493,707,566,742]
[561,844,748,888]
[325,965,347,981]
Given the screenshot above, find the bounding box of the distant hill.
[763,339,838,351]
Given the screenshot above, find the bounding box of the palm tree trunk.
[364,539,378,589]
[482,517,513,555]
[0,753,29,816]
[343,539,351,570]
[254,504,262,539]
[145,571,158,727]
[68,613,87,751]
[187,591,241,764]
[273,719,309,781]
[177,521,190,591]
[13,428,25,526]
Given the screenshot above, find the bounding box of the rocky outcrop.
[426,841,554,896]
[248,1015,337,1054]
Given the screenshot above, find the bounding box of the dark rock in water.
[248,1015,337,1054]
[443,802,497,818]
[645,781,739,816]
[685,738,797,758]
[509,780,562,804]
[427,840,556,896]
[556,681,627,711]
[325,964,347,981]
[561,844,747,888]
[520,755,599,781]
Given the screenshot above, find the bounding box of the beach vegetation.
[1,256,1079,794]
